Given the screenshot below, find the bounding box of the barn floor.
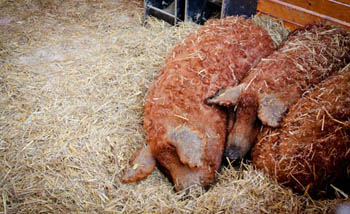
[0,0,344,213]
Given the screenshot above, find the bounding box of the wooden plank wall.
[257,0,350,30]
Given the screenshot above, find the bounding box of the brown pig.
[252,68,350,195]
[206,24,350,163]
[121,17,275,190]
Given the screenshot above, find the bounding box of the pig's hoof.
[224,146,241,163]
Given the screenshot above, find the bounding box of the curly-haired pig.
[253,68,350,195]
[121,17,275,190]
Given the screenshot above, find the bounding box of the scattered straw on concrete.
[0,0,343,213]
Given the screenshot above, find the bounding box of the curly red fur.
[253,69,350,196]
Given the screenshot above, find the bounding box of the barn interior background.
[0,0,348,213]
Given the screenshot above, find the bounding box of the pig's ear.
[258,93,288,127]
[121,145,156,183]
[169,127,204,168]
[205,83,246,107]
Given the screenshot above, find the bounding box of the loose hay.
[252,15,290,47]
[0,0,344,213]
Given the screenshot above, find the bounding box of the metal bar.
[144,0,183,25]
[147,5,176,18]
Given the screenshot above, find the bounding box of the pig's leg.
[121,145,156,183]
[225,100,260,162]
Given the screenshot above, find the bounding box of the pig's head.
[121,124,223,191]
[161,125,223,191]
[206,83,288,163]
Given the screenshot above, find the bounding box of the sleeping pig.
[253,68,350,195]
[206,23,350,163]
[121,17,275,190]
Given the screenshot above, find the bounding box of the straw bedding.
[0,0,347,213]
[253,66,350,196]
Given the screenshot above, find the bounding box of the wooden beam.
[257,0,350,30]
[277,0,350,23]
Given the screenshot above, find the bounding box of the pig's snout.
[224,135,252,163]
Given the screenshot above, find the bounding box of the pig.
[252,68,350,195]
[121,17,275,190]
[206,23,350,163]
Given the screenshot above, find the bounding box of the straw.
[0,0,341,213]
